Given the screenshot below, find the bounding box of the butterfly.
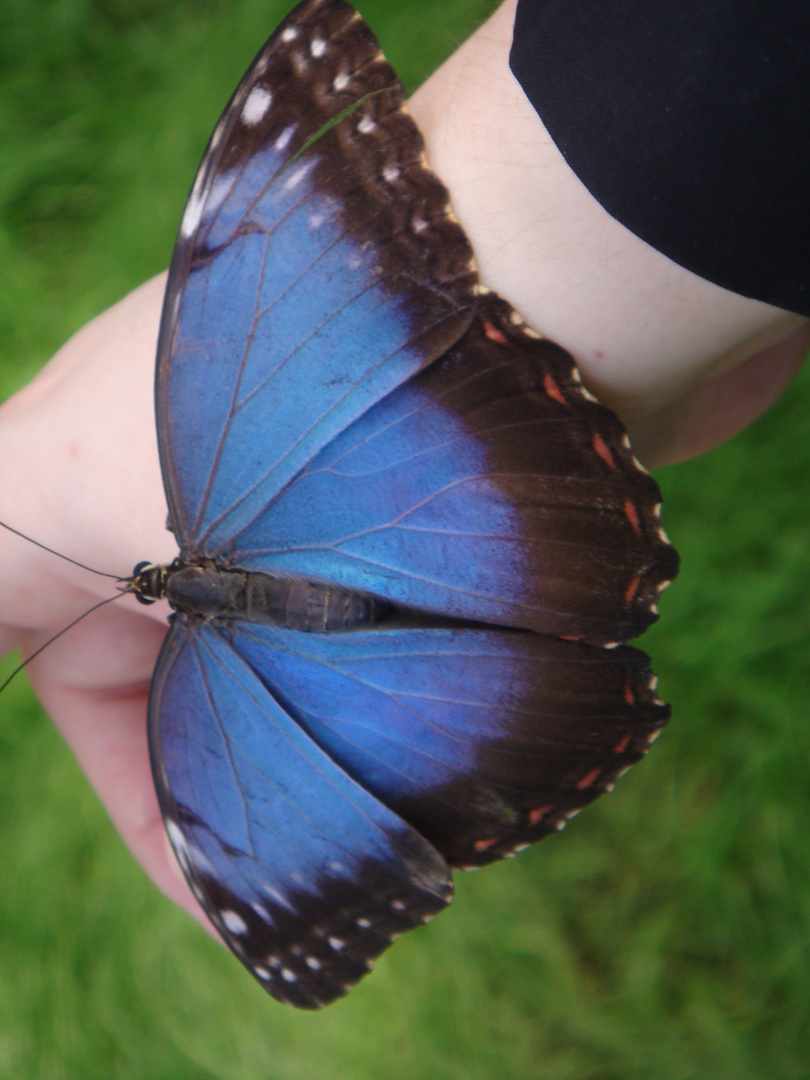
[132,0,679,1008]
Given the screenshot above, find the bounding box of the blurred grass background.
[1,0,809,1076]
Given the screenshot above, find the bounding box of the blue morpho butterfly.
[127,0,679,1008]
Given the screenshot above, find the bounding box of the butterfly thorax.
[130,560,387,632]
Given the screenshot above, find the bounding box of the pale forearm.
[409,0,809,465]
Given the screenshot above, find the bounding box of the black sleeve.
[509,0,810,316]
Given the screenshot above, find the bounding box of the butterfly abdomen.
[164,563,388,631]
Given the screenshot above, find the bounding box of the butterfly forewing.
[230,292,677,645]
[149,621,452,1008]
[156,0,477,552]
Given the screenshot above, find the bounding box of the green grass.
[2,0,810,1077]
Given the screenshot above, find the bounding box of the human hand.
[0,276,201,922]
[0,0,806,924]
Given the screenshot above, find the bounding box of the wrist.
[408,0,808,465]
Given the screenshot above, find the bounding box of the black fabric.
[509,0,810,316]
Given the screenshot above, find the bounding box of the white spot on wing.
[333,71,350,91]
[241,86,273,127]
[221,910,248,936]
[283,161,314,191]
[281,968,297,982]
[310,37,326,57]
[254,966,271,980]
[306,956,322,970]
[251,901,273,923]
[356,917,372,928]
[186,844,216,877]
[205,174,232,218]
[328,936,345,951]
[383,165,400,183]
[180,185,206,240]
[357,115,376,135]
[166,820,187,855]
[390,899,406,911]
[262,881,294,911]
[209,123,225,150]
[274,124,296,152]
[281,26,298,42]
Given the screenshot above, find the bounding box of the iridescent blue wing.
[156,0,476,555]
[229,291,678,646]
[226,622,669,869]
[149,620,452,1009]
[150,0,679,1010]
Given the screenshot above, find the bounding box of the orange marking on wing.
[473,836,499,852]
[624,683,636,706]
[592,432,615,468]
[614,733,632,754]
[577,767,601,790]
[482,321,507,344]
[624,575,641,604]
[624,499,641,534]
[560,634,581,642]
[543,374,567,405]
[529,805,553,826]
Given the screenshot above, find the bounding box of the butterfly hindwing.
[228,292,678,645]
[226,621,669,869]
[149,620,452,1008]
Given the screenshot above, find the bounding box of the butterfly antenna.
[0,520,120,579]
[0,594,122,695]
